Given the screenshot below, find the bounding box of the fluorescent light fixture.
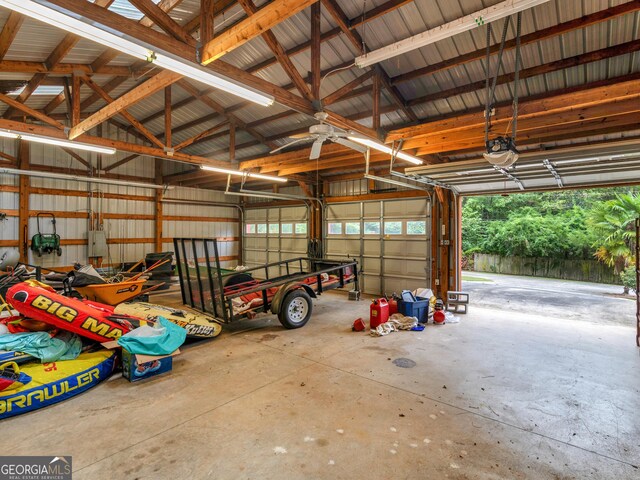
[0,129,116,154]
[0,131,19,139]
[200,165,287,183]
[0,167,170,190]
[347,136,423,165]
[355,0,551,68]
[0,0,274,107]
[153,53,274,107]
[8,85,65,96]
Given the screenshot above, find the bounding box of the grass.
[462,275,493,282]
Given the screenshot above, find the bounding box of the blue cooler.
[397,290,430,323]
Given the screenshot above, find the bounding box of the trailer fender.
[271,282,317,315]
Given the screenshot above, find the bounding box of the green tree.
[587,194,640,277]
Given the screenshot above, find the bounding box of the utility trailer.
[173,238,358,328]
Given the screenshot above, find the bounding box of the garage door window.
[269,224,279,234]
[295,223,307,234]
[384,221,402,235]
[257,224,267,234]
[245,224,256,234]
[328,222,342,235]
[364,221,381,234]
[281,223,293,234]
[345,222,360,234]
[407,221,426,235]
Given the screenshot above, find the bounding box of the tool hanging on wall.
[30,213,62,257]
[483,12,523,169]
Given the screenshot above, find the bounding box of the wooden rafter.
[390,74,640,143]
[0,92,65,129]
[200,0,215,45]
[80,74,166,148]
[69,70,181,140]
[322,70,375,106]
[0,118,234,168]
[200,0,318,64]
[176,79,276,148]
[237,0,314,102]
[0,11,24,61]
[172,121,229,151]
[129,0,192,44]
[310,2,321,101]
[164,85,172,148]
[104,154,140,172]
[320,0,417,123]
[61,148,92,170]
[2,0,114,119]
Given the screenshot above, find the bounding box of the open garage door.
[325,198,431,295]
[243,205,309,277]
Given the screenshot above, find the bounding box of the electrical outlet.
[435,279,440,286]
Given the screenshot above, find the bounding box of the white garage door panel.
[363,257,381,275]
[327,203,360,219]
[363,202,381,217]
[243,206,309,271]
[325,198,430,296]
[384,199,428,216]
[364,276,381,294]
[385,239,427,257]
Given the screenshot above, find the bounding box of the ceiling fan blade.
[269,137,310,154]
[309,139,324,159]
[332,137,367,153]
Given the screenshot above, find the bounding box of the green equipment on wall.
[31,213,62,257]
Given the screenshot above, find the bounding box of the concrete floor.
[2,290,639,479]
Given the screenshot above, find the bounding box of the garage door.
[243,205,309,278]
[325,198,431,295]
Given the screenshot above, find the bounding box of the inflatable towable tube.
[0,350,116,420]
[6,282,135,342]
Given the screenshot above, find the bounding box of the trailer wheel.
[278,289,313,329]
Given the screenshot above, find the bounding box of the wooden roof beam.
[129,0,192,43]
[237,0,314,102]
[200,0,318,64]
[69,70,181,140]
[80,74,166,148]
[0,11,24,61]
[395,75,640,146]
[0,118,233,168]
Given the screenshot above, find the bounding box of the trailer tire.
[278,289,313,329]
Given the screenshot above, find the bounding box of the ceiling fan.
[270,112,368,159]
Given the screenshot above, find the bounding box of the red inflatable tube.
[6,282,134,342]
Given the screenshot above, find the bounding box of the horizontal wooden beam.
[0,119,233,168]
[394,75,640,146]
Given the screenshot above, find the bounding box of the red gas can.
[370,298,389,329]
[388,297,398,316]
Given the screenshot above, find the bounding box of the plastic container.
[398,291,430,324]
[370,298,389,329]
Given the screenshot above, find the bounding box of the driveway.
[461,271,637,327]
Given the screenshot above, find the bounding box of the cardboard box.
[102,341,180,383]
[121,349,180,382]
